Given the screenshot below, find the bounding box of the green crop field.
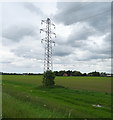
[2,75,112,118]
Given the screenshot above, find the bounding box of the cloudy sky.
[0,1,112,73]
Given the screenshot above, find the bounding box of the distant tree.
[54,71,59,76]
[58,70,66,76]
[42,70,55,87]
[100,72,107,76]
[73,71,82,76]
[88,71,100,76]
[71,71,76,76]
[82,73,87,76]
[66,70,72,76]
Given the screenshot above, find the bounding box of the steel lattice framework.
[40,18,56,72]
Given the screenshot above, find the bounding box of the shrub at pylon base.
[42,70,55,87]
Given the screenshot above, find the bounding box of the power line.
[67,2,92,13]
[74,9,110,22]
[72,23,111,35]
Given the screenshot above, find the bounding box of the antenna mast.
[40,18,56,72]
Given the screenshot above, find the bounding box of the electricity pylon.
[40,18,56,72]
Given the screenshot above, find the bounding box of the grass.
[3,93,64,118]
[56,76,111,93]
[2,75,112,118]
[2,75,111,93]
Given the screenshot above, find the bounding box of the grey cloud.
[55,2,111,32]
[54,25,110,61]
[90,53,110,60]
[0,61,12,64]
[53,45,73,57]
[74,51,110,61]
[66,31,111,61]
[66,23,95,47]
[11,47,30,57]
[11,46,43,60]
[71,29,90,40]
[54,35,68,45]
[1,2,111,73]
[90,33,111,55]
[23,3,43,15]
[2,25,38,42]
[56,23,96,47]
[54,50,70,57]
[2,37,14,46]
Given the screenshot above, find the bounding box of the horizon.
[0,70,112,74]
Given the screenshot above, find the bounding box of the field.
[2,75,112,118]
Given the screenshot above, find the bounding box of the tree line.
[54,70,107,76]
[0,71,110,76]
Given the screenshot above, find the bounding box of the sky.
[0,1,112,73]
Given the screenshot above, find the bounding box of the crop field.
[2,75,112,118]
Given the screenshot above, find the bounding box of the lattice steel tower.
[40,18,56,71]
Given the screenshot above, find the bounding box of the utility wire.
[67,2,93,13]
[24,7,110,37]
[72,23,111,35]
[74,9,110,22]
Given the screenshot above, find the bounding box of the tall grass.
[3,93,64,118]
[2,75,112,118]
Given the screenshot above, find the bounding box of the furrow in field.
[3,81,111,118]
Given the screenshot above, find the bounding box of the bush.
[42,70,55,87]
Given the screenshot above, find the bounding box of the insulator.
[40,18,56,72]
[41,39,43,43]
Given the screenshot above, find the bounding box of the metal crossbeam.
[40,18,56,71]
